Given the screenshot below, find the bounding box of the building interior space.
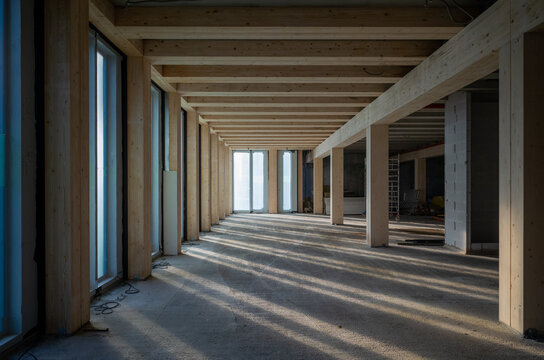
[1,0,544,359]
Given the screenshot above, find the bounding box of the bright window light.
[283,152,291,211]
[252,152,264,210]
[233,152,250,211]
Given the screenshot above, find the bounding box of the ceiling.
[113,0,492,8]
[106,0,495,149]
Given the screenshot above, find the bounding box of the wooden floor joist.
[114,6,466,40]
[162,65,410,84]
[177,83,390,97]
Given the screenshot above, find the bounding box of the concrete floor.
[11,214,544,359]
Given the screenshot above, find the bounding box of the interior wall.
[445,91,499,253]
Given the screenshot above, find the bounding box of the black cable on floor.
[152,260,170,270]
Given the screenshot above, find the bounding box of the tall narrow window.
[278,151,297,213]
[233,151,250,212]
[150,85,163,256]
[252,152,264,211]
[89,31,122,290]
[282,152,291,211]
[96,52,107,279]
[233,151,268,213]
[0,0,5,335]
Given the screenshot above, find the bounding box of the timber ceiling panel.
[93,0,488,149]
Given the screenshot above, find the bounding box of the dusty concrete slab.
[10,214,544,359]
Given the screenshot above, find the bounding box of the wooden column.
[268,149,278,214]
[224,145,230,216]
[186,110,199,240]
[414,158,426,204]
[313,157,323,214]
[297,150,303,212]
[218,141,226,220]
[165,92,181,255]
[330,148,344,225]
[44,0,90,334]
[200,124,211,232]
[228,148,233,214]
[210,134,219,224]
[366,125,389,247]
[126,56,152,278]
[499,33,544,334]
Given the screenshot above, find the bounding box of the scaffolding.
[389,154,400,221]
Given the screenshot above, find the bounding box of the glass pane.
[151,87,161,254]
[0,0,5,331]
[252,152,264,210]
[96,52,107,278]
[233,152,250,211]
[283,152,291,211]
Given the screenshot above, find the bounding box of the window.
[89,30,123,290]
[0,0,5,336]
[150,84,164,256]
[233,150,268,213]
[278,151,297,213]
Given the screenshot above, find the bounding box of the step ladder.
[389,154,400,221]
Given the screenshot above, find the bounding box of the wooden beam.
[196,107,361,116]
[90,0,142,56]
[200,124,211,232]
[330,148,344,225]
[314,0,522,158]
[45,0,90,334]
[115,7,465,40]
[203,115,351,122]
[151,65,177,93]
[186,110,200,240]
[313,157,323,214]
[186,96,375,107]
[231,146,315,150]
[163,65,410,84]
[145,40,440,66]
[178,83,389,97]
[399,143,445,162]
[269,150,278,214]
[210,123,344,128]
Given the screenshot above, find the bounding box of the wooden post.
[210,134,219,224]
[228,148,233,214]
[268,149,278,213]
[126,56,152,278]
[366,124,389,247]
[499,33,544,334]
[313,157,323,214]
[218,141,226,220]
[330,148,344,225]
[414,158,426,204]
[224,145,230,216]
[166,92,181,254]
[200,124,211,232]
[186,110,199,240]
[44,0,90,334]
[297,150,303,212]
